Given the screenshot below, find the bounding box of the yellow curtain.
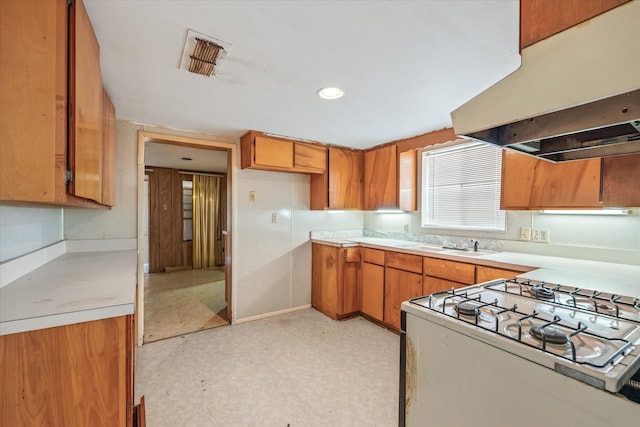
[192,175,220,269]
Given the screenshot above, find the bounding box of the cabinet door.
[310,146,362,210]
[384,267,423,331]
[340,248,360,316]
[311,243,337,317]
[0,0,67,204]
[294,143,326,172]
[361,261,384,321]
[0,317,128,426]
[254,136,294,168]
[101,88,116,206]
[398,150,417,211]
[329,147,363,209]
[70,0,103,202]
[601,153,640,207]
[423,276,462,295]
[501,150,602,209]
[363,144,397,209]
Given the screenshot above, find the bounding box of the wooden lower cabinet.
[384,267,423,331]
[361,261,385,321]
[476,265,531,283]
[0,315,141,426]
[311,243,360,319]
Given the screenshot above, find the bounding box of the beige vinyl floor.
[135,308,400,427]
[144,267,229,343]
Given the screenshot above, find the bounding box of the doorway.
[136,131,236,345]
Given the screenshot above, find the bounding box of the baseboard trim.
[236,304,311,324]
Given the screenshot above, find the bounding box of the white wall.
[235,168,363,319]
[0,204,63,262]
[64,120,138,240]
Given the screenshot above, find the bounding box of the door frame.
[136,130,237,346]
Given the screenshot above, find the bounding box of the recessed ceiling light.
[317,87,344,100]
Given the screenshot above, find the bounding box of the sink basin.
[440,249,496,257]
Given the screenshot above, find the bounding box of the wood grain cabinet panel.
[423,276,463,295]
[70,0,103,202]
[241,131,326,174]
[254,136,294,168]
[310,146,363,210]
[386,251,422,274]
[601,154,640,207]
[363,144,397,209]
[384,267,423,331]
[294,143,326,171]
[361,261,384,322]
[0,316,135,426]
[362,248,385,265]
[520,0,629,49]
[101,88,116,206]
[501,150,602,209]
[424,257,475,285]
[0,0,114,208]
[476,265,529,283]
[311,243,360,320]
[0,0,67,204]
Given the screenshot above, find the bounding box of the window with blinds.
[421,141,505,230]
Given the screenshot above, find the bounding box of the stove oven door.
[399,309,640,427]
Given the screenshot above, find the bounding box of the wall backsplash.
[0,204,63,263]
[363,209,640,252]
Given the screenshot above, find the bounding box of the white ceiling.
[85,0,521,150]
[144,140,228,173]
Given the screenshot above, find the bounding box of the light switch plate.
[520,226,531,241]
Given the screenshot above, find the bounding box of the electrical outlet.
[532,228,550,243]
[271,212,278,223]
[249,191,256,202]
[520,226,531,241]
[403,224,409,233]
[539,228,550,243]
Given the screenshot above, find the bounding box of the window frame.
[419,140,506,232]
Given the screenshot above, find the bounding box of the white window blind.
[421,142,505,231]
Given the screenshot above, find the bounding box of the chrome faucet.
[470,239,479,252]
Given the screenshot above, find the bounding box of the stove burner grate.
[529,325,569,345]
[530,285,555,300]
[456,301,481,316]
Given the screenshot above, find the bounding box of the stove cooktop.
[407,278,640,393]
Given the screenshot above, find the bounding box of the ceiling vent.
[179,29,231,77]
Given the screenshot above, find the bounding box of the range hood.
[451,1,640,162]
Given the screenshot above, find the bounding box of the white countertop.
[0,249,137,335]
[312,237,640,297]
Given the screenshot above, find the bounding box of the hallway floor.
[144,267,228,343]
[135,308,399,427]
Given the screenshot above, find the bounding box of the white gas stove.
[400,278,640,427]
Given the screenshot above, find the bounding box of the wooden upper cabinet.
[362,144,417,211]
[398,150,417,211]
[0,0,113,208]
[241,131,326,174]
[520,0,630,49]
[363,144,397,210]
[101,88,116,206]
[501,150,602,209]
[310,146,363,210]
[254,136,294,168]
[0,0,68,204]
[601,153,640,207]
[70,0,103,203]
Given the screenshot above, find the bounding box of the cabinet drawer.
[343,247,360,263]
[476,265,526,283]
[386,251,422,274]
[362,248,385,265]
[424,257,475,284]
